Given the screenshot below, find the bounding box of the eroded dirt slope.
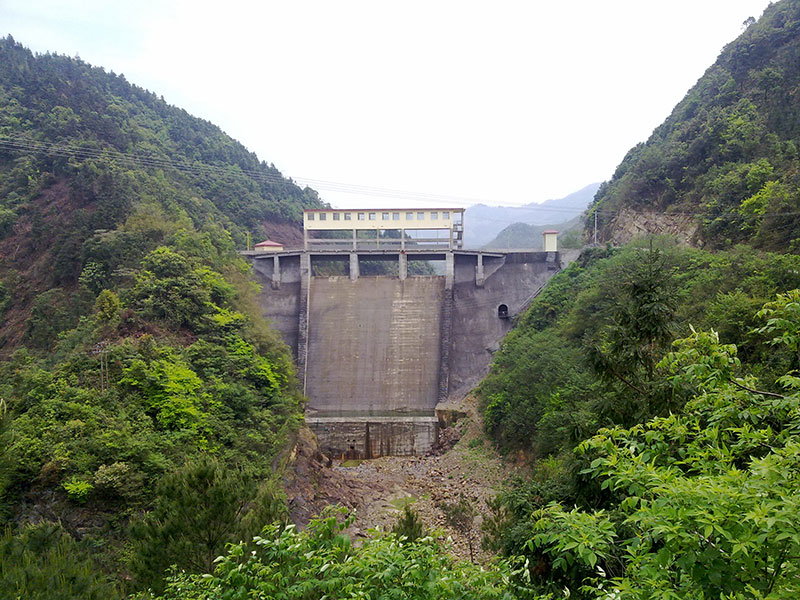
[284,394,525,562]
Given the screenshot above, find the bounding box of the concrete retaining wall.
[307,416,439,459]
[251,255,301,355]
[449,253,556,396]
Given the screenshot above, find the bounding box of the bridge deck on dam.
[247,248,563,459]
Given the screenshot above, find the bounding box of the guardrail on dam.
[245,248,561,458]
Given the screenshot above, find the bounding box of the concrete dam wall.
[248,250,560,458]
[306,277,443,414]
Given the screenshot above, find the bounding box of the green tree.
[392,504,426,544]
[128,247,212,328]
[120,354,206,431]
[441,495,479,563]
[586,243,678,423]
[93,289,120,322]
[529,319,800,598]
[0,523,123,600]
[129,456,286,593]
[757,288,800,370]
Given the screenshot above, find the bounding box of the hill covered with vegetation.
[5,1,800,594]
[471,3,800,594]
[0,34,322,349]
[590,0,800,251]
[484,216,582,250]
[0,35,322,597]
[477,240,800,597]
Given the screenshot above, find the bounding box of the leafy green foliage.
[61,476,94,502]
[756,288,800,369]
[0,35,325,349]
[120,352,208,432]
[527,504,615,585]
[480,243,800,460]
[586,244,677,386]
[571,323,800,598]
[93,288,121,322]
[0,34,321,598]
[485,288,800,598]
[392,505,427,544]
[148,508,537,600]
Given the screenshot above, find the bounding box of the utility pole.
[92,341,110,392]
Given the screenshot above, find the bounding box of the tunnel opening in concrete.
[498,304,509,319]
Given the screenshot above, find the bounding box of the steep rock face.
[591,0,800,251]
[602,208,701,246]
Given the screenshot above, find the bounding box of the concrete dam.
[248,249,562,458]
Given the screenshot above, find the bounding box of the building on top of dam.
[303,207,464,251]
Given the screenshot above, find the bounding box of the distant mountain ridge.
[590,0,800,251]
[484,216,583,250]
[464,182,600,248]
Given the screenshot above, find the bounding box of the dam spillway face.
[305,276,443,458]
[306,277,443,414]
[249,250,559,459]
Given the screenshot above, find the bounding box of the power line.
[0,133,592,212]
[3,134,800,221]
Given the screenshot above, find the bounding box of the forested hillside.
[6,2,800,594]
[590,0,800,251]
[0,36,318,597]
[0,35,322,349]
[478,240,800,597]
[472,2,800,594]
[484,216,582,250]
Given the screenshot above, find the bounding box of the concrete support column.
[438,251,455,403]
[271,255,281,290]
[352,229,357,251]
[475,253,485,288]
[398,252,407,280]
[303,228,308,251]
[298,252,311,394]
[401,229,405,251]
[445,251,454,289]
[349,253,360,281]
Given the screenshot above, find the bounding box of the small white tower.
[542,230,558,252]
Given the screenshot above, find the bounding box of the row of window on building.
[307,211,452,222]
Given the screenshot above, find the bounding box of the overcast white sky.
[2,0,774,209]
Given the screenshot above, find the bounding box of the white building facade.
[303,208,464,250]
